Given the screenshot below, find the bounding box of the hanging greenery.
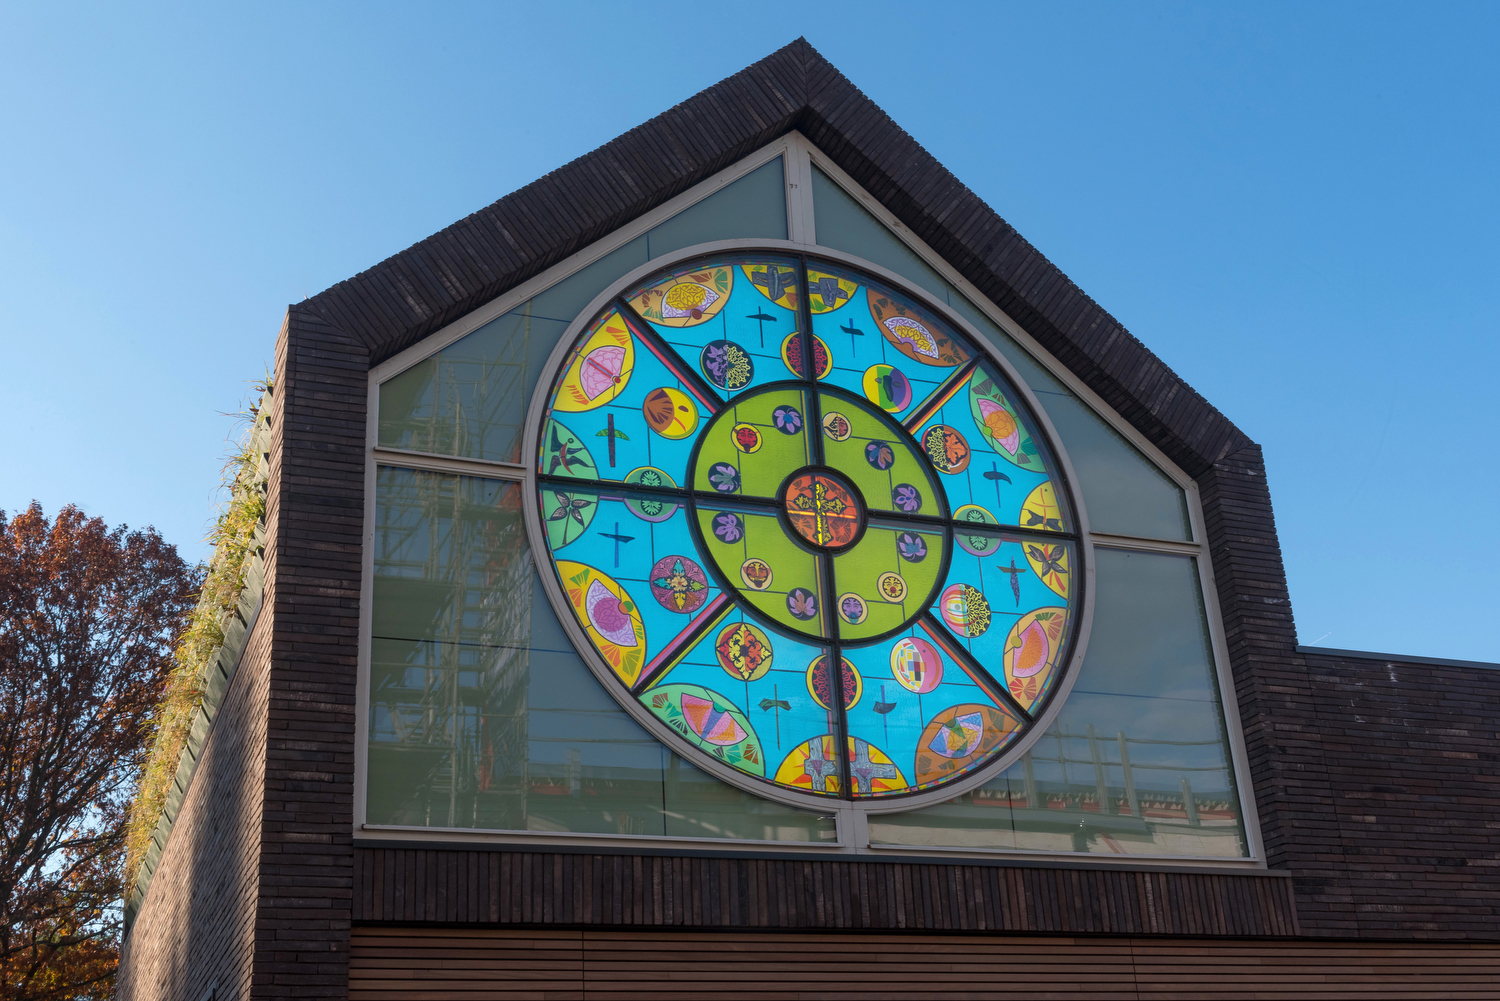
[124,376,273,892]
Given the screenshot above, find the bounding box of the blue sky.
[2,2,1495,662]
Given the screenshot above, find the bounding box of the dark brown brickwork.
[350,849,1298,937]
[116,565,272,1001]
[255,307,367,997]
[118,36,1500,1001]
[1282,649,1500,937]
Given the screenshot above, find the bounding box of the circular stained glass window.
[527,250,1087,807]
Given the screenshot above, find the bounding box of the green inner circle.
[688,384,950,643]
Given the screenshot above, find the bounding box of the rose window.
[530,252,1084,804]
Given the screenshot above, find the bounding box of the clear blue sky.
[2,2,1495,662]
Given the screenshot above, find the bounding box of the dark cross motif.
[839,320,864,354]
[802,745,840,792]
[598,522,634,567]
[808,275,851,310]
[997,556,1029,606]
[982,462,1011,509]
[593,413,630,467]
[749,266,795,303]
[848,740,898,793]
[758,683,789,748]
[873,684,897,744]
[745,312,777,347]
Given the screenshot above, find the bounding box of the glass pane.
[811,167,951,302]
[377,237,649,463]
[813,166,1191,542]
[869,548,1248,858]
[647,157,787,259]
[1037,393,1191,540]
[368,466,834,842]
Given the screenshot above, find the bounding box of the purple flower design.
[786,588,819,620]
[892,483,922,513]
[708,462,740,493]
[712,512,744,544]
[701,343,729,385]
[772,405,803,435]
[897,531,927,563]
[865,440,895,470]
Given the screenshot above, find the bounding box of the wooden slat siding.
[350,849,1297,938]
[348,928,1500,1001]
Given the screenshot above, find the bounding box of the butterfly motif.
[1027,543,1068,578]
[1023,508,1065,532]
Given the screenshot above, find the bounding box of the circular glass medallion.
[530,251,1085,805]
[783,469,862,549]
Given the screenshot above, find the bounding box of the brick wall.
[115,589,271,1001]
[1285,650,1500,937]
[250,307,366,998]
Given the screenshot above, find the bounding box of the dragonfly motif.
[808,275,852,309]
[749,266,796,303]
[996,556,1029,606]
[1023,508,1065,532]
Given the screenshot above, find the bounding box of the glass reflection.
[367,467,834,842]
[869,548,1247,857]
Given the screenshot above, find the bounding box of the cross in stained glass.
[849,740,898,793]
[598,522,634,568]
[802,747,840,792]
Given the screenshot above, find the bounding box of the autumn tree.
[0,503,199,1001]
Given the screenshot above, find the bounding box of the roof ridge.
[292,39,1253,477]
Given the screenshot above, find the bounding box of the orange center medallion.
[784,471,862,549]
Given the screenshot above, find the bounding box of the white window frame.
[354,132,1266,868]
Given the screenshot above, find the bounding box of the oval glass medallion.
[529,251,1085,804]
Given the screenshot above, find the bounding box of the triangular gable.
[300,38,1250,477]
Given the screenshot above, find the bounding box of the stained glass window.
[528,252,1086,805]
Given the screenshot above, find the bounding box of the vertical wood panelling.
[352,848,1296,937]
